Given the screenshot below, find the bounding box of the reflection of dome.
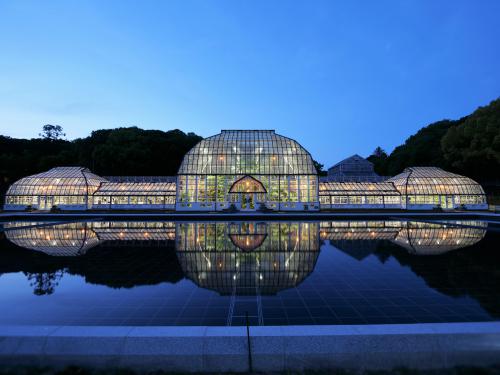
[175,222,320,295]
[227,222,268,251]
[229,234,267,252]
[4,222,99,256]
[320,220,487,256]
[4,221,177,256]
[392,221,487,255]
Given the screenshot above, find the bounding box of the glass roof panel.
[177,130,317,175]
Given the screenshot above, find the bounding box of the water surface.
[0,219,498,326]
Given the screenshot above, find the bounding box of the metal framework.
[92,182,176,209]
[326,154,386,182]
[319,181,401,208]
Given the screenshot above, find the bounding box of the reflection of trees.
[372,232,500,318]
[321,220,499,318]
[25,271,64,295]
[0,238,183,294]
[65,245,183,288]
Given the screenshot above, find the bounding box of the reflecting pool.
[0,219,498,326]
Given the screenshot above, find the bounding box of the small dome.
[177,130,317,175]
[6,167,106,197]
[389,167,485,196]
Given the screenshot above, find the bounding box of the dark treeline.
[0,127,203,200]
[367,98,500,184]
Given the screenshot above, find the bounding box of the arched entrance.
[228,175,267,211]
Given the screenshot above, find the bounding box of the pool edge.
[1,322,499,371]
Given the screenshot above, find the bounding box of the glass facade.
[389,167,487,209]
[176,130,319,211]
[319,182,401,209]
[93,182,176,209]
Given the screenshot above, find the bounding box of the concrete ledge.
[1,323,500,372]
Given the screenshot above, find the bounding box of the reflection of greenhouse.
[175,222,320,295]
[4,221,176,256]
[2,220,488,296]
[3,222,100,256]
[4,220,487,259]
[391,221,488,255]
[3,130,487,212]
[320,220,487,256]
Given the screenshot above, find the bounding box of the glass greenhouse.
[318,181,401,209]
[389,167,488,210]
[176,130,319,211]
[93,182,176,210]
[4,167,106,211]
[2,131,488,212]
[326,154,385,182]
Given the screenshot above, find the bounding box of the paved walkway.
[1,210,500,221]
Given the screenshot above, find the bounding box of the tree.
[367,146,388,175]
[39,124,66,140]
[313,160,327,176]
[441,98,500,180]
[372,146,388,158]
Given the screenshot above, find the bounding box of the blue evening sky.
[0,0,499,167]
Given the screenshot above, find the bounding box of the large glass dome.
[176,130,319,211]
[178,130,317,175]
